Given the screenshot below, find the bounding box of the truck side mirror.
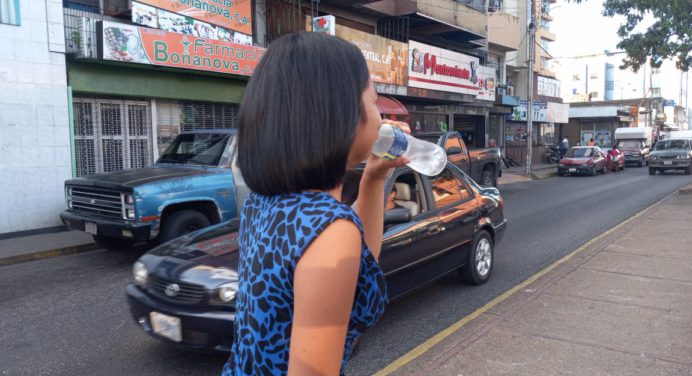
[446,147,462,155]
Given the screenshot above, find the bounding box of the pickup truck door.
[444,135,471,174]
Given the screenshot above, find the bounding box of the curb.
[530,171,557,180]
[679,184,692,195]
[0,243,100,267]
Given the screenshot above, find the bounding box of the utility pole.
[526,3,536,175]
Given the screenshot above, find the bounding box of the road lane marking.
[374,191,676,376]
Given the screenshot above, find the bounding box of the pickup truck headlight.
[133,261,148,284]
[676,155,690,160]
[218,281,238,303]
[126,209,136,219]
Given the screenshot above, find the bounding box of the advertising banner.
[135,0,252,35]
[408,40,480,96]
[334,25,408,87]
[132,1,252,45]
[99,21,264,76]
[476,65,496,101]
[508,101,548,122]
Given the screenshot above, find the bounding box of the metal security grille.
[155,100,239,156]
[73,98,153,176]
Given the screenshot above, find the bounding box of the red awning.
[376,96,409,116]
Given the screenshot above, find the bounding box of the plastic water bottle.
[372,123,447,176]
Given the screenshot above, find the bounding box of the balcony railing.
[453,0,486,12]
[64,7,122,59]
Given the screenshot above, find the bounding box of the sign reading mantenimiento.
[136,0,252,35]
[98,21,264,76]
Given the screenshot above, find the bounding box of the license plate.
[664,161,673,165]
[84,222,97,235]
[569,168,577,172]
[150,312,182,342]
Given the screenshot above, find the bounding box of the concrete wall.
[0,0,71,235]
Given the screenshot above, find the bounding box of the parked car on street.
[557,146,607,176]
[60,130,248,250]
[416,132,502,187]
[648,138,692,175]
[125,163,507,351]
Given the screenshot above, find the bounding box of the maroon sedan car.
[558,146,607,176]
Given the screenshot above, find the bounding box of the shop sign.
[312,16,335,35]
[476,65,496,101]
[135,0,252,35]
[408,40,480,96]
[334,25,408,87]
[505,124,528,143]
[132,1,252,45]
[537,76,561,98]
[375,83,407,96]
[508,101,548,122]
[547,102,569,123]
[99,21,264,76]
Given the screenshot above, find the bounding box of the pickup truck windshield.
[617,140,642,148]
[158,133,230,166]
[654,140,691,151]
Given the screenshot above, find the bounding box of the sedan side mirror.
[446,147,462,155]
[384,208,411,226]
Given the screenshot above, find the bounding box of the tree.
[569,0,691,72]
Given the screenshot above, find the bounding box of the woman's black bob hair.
[237,32,371,196]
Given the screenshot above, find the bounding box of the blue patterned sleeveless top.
[222,191,388,375]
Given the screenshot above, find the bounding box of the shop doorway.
[454,115,485,148]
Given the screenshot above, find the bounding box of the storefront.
[505,101,569,164]
[566,105,633,149]
[66,1,263,176]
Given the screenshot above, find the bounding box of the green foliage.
[569,0,691,72]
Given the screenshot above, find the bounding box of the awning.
[377,95,409,116]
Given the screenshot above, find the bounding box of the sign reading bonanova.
[99,21,264,76]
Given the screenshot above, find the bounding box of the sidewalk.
[499,163,557,186]
[385,185,692,376]
[0,230,97,266]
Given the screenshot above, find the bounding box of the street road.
[2,168,691,376]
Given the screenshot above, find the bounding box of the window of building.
[0,0,20,25]
[606,80,615,90]
[652,87,661,97]
[590,72,599,79]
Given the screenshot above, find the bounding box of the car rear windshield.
[617,140,642,148]
[565,148,593,158]
[157,133,231,166]
[654,140,691,151]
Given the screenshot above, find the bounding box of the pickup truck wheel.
[159,210,211,243]
[92,235,134,251]
[480,170,496,187]
[460,230,493,285]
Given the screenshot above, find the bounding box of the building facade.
[0,0,72,235]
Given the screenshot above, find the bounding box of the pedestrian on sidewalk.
[559,136,569,157]
[223,32,408,376]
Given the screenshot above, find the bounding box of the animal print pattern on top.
[222,191,388,375]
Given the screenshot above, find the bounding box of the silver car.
[649,138,692,175]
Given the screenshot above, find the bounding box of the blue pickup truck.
[60,130,248,250]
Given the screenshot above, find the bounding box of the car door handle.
[428,225,446,235]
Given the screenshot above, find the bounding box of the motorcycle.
[546,145,562,164]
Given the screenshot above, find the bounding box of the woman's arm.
[288,219,361,376]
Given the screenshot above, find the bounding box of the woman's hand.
[362,120,411,182]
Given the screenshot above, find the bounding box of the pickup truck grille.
[69,187,123,219]
[147,275,206,304]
